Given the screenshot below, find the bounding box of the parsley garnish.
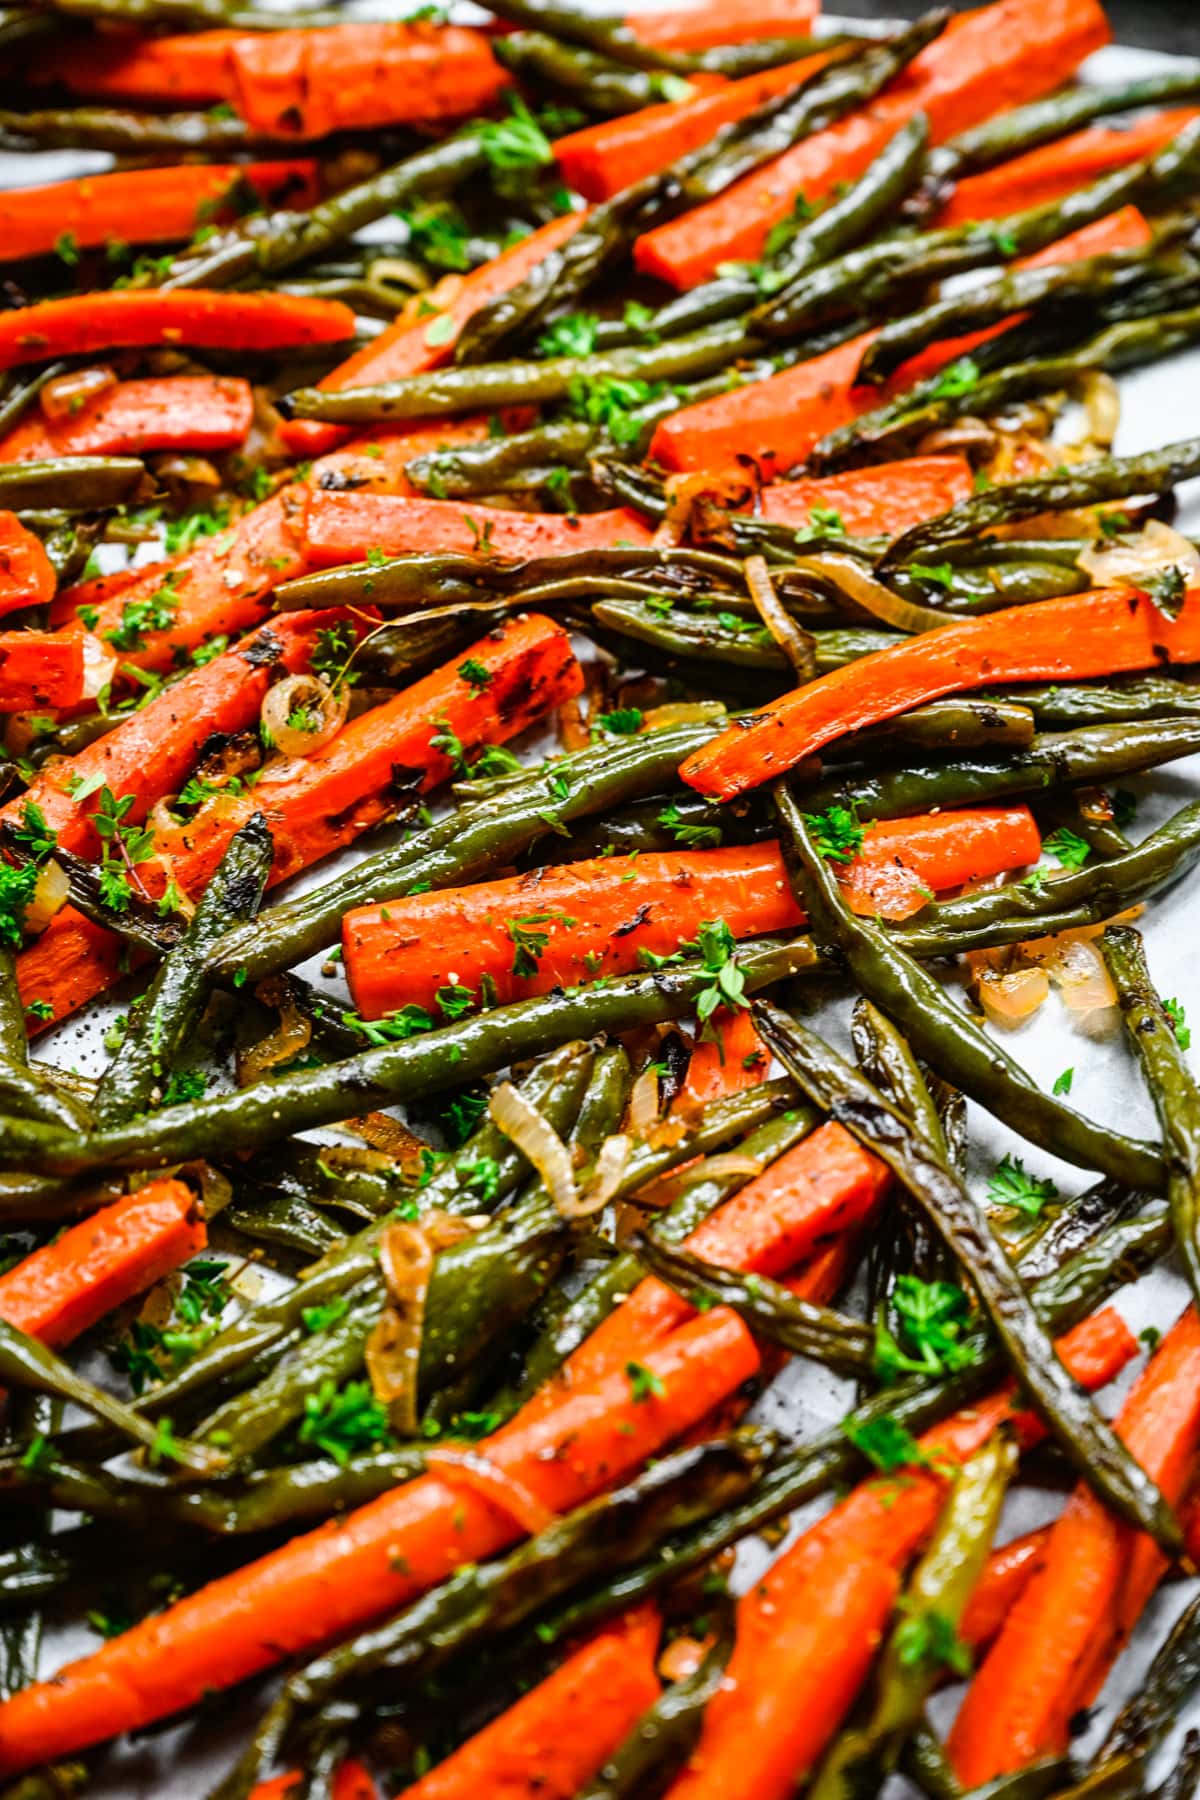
[802,803,864,864]
[1042,826,1091,870]
[693,917,747,1025]
[537,312,599,359]
[1166,997,1191,1050]
[566,374,665,446]
[593,707,643,737]
[1052,1067,1074,1096]
[346,1004,434,1045]
[986,1154,1057,1218]
[302,1297,351,1335]
[929,356,980,399]
[0,863,38,950]
[398,199,473,272]
[104,573,179,652]
[457,657,492,692]
[843,1414,928,1473]
[298,1378,393,1465]
[657,802,722,849]
[626,1360,665,1403]
[875,1276,979,1381]
[11,800,56,865]
[508,910,576,978]
[894,1604,972,1675]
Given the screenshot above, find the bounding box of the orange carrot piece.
[525,1120,889,1418]
[0,163,319,264]
[0,609,355,857]
[252,1765,378,1800]
[0,513,55,618]
[0,377,253,462]
[300,493,653,567]
[0,1307,759,1775]
[636,0,1111,288]
[757,454,973,535]
[228,23,508,137]
[959,1527,1050,1652]
[150,612,583,897]
[0,630,83,709]
[278,213,585,457]
[342,813,1041,1015]
[16,907,134,1032]
[29,28,246,106]
[650,205,1150,473]
[628,0,818,50]
[674,1008,768,1107]
[947,1305,1200,1785]
[403,1610,662,1799]
[0,290,354,373]
[938,106,1200,228]
[554,54,826,202]
[0,1179,204,1348]
[681,582,1200,800]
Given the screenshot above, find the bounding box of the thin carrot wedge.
[947,1305,1200,1785]
[342,813,1042,1015]
[650,205,1150,473]
[757,454,972,535]
[0,513,55,618]
[0,610,357,857]
[150,612,583,897]
[683,580,1200,800]
[278,213,585,457]
[959,1527,1050,1653]
[307,416,500,496]
[0,1179,204,1349]
[0,163,319,264]
[0,377,253,463]
[666,1549,899,1800]
[300,494,653,567]
[252,1765,377,1800]
[402,1609,662,1799]
[674,1008,767,1107]
[666,1307,1136,1800]
[0,1307,759,1774]
[628,0,818,50]
[938,106,1200,227]
[0,630,84,709]
[29,27,246,105]
[554,53,827,202]
[636,0,1111,288]
[525,1121,890,1416]
[228,23,508,137]
[0,290,354,373]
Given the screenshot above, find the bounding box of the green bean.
[1009,1177,1144,1284]
[755,116,1200,339]
[0,106,277,154]
[44,0,341,24]
[632,1232,875,1371]
[209,1433,774,1799]
[903,1720,964,1800]
[222,1191,344,1261]
[958,1763,1075,1800]
[406,419,595,497]
[879,434,1200,571]
[811,1433,1015,1800]
[93,816,272,1126]
[576,1600,737,1798]
[280,317,757,423]
[853,997,952,1286]
[0,458,143,512]
[994,673,1200,726]
[1151,1736,1200,1800]
[593,598,897,671]
[1096,1589,1200,1771]
[207,721,718,983]
[0,1766,89,1800]
[494,31,694,114]
[1102,926,1200,1308]
[754,985,1175,1547]
[895,794,1200,958]
[0,951,90,1132]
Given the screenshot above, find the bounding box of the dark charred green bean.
[811,1434,1015,1800]
[852,999,946,1154]
[93,816,272,1127]
[632,1232,874,1371]
[845,698,1038,754]
[879,434,1200,571]
[593,597,897,671]
[1102,925,1200,1308]
[1151,1733,1200,1800]
[209,1434,773,1799]
[903,1720,965,1800]
[0,458,143,512]
[405,419,595,497]
[1009,1178,1144,1284]
[754,985,1175,1547]
[576,1600,737,1798]
[208,721,718,983]
[1096,1589,1200,1771]
[222,1191,344,1261]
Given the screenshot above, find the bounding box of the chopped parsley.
[1166,997,1191,1051]
[842,1414,928,1473]
[457,657,492,692]
[802,802,864,864]
[592,707,643,737]
[986,1154,1057,1218]
[298,1378,393,1465]
[1042,826,1091,870]
[1052,1067,1074,1096]
[625,1360,666,1403]
[346,1004,435,1045]
[929,356,981,399]
[657,802,722,849]
[875,1276,979,1382]
[894,1604,971,1675]
[536,312,599,359]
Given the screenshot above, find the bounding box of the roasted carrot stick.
[300,494,653,567]
[947,1305,1200,1784]
[0,290,354,373]
[16,907,142,1034]
[0,163,319,264]
[0,631,84,710]
[0,1307,759,1774]
[149,612,582,897]
[0,514,55,619]
[278,213,586,458]
[252,1765,378,1800]
[666,1306,1137,1800]
[756,453,973,535]
[29,27,247,106]
[342,813,1042,1015]
[0,377,253,463]
[228,22,508,137]
[636,0,1111,287]
[0,1179,204,1349]
[650,205,1150,473]
[681,581,1200,799]
[958,1527,1050,1653]
[0,610,357,857]
[937,106,1200,227]
[554,53,828,202]
[629,0,818,49]
[674,1008,767,1106]
[403,1610,662,1799]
